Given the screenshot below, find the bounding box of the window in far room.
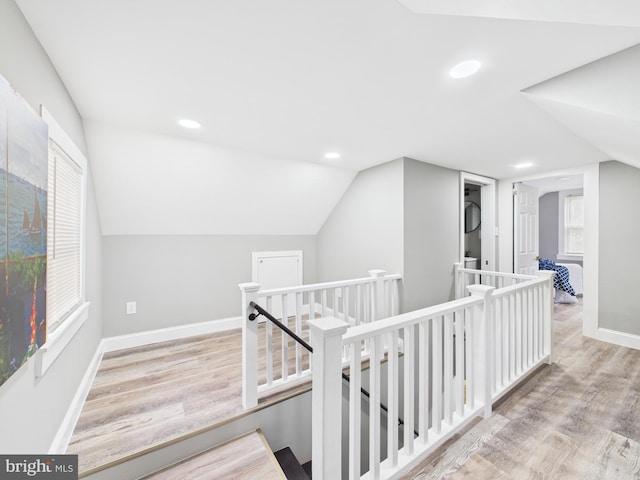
[563,194,584,256]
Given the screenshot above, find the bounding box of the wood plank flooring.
[139,430,284,480]
[67,321,311,474]
[70,298,640,479]
[404,299,640,480]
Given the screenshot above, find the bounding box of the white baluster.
[418,318,430,440]
[387,330,399,468]
[296,291,302,375]
[444,313,453,425]
[403,325,415,455]
[282,295,288,382]
[349,342,362,480]
[432,315,443,434]
[454,309,464,416]
[369,334,382,480]
[266,296,273,385]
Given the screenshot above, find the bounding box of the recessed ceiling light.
[514,162,534,169]
[449,60,482,79]
[324,152,341,160]
[178,118,201,129]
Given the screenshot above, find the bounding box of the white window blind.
[46,140,82,333]
[564,195,584,255]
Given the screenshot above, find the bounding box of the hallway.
[406,300,640,479]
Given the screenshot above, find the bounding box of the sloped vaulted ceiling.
[14,0,640,235]
[523,44,640,170]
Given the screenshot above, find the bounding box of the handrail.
[249,301,313,353]
[248,301,415,434]
[455,265,536,280]
[258,272,402,297]
[343,295,482,344]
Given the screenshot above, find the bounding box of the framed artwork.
[0,73,48,387]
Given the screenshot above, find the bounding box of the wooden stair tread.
[140,430,284,480]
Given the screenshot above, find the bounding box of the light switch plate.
[126,301,136,315]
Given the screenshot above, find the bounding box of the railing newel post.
[308,316,349,480]
[454,262,463,299]
[467,284,495,419]
[239,282,261,409]
[536,270,555,364]
[368,269,387,321]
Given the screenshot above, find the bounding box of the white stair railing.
[311,270,554,480]
[239,270,402,409]
[454,262,534,299]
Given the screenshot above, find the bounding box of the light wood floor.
[70,299,640,479]
[67,321,311,474]
[139,430,285,480]
[405,299,640,479]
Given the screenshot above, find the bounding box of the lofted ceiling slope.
[14,0,640,235]
[523,44,640,169]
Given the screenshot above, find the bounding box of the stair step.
[302,460,312,478]
[140,429,285,479]
[274,447,310,479]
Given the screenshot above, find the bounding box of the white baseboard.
[49,342,104,454]
[596,328,640,351]
[102,316,242,352]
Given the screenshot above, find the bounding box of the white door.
[513,183,539,275]
[252,251,303,318]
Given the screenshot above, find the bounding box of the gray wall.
[539,191,559,261]
[599,161,640,335]
[0,0,103,453]
[318,157,460,313]
[102,235,317,336]
[403,158,459,311]
[317,158,404,283]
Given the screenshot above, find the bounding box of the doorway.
[460,172,495,271]
[517,174,584,297]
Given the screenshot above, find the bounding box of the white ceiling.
[14,0,640,235]
[522,174,584,196]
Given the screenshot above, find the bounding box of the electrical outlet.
[126,301,137,315]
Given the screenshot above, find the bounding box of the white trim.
[596,328,640,351]
[35,302,90,377]
[498,165,599,342]
[48,339,104,454]
[582,164,599,340]
[557,254,583,262]
[102,316,242,352]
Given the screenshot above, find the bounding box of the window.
[564,194,584,255]
[47,139,83,332]
[35,106,89,377]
